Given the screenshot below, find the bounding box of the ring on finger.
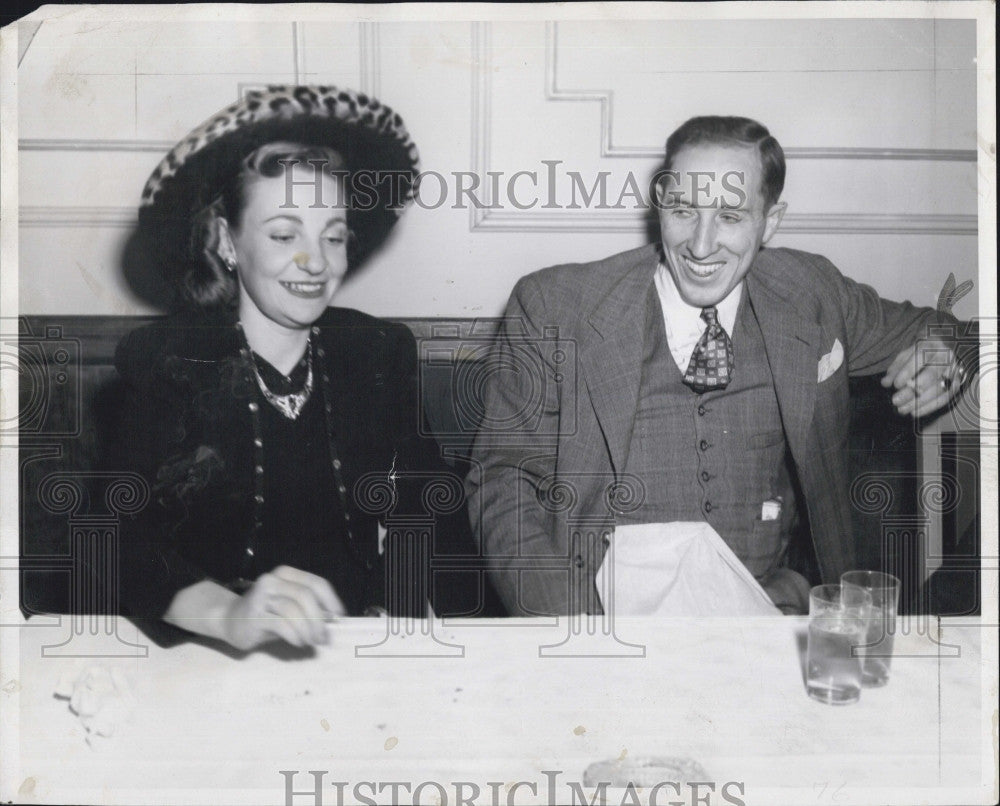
[953,361,968,389]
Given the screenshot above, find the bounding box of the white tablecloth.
[2,616,991,805]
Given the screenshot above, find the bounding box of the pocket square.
[817,338,844,383]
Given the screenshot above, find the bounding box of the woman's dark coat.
[110,306,490,631]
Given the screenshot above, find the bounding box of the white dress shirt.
[653,262,743,373]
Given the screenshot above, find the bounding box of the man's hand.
[881,339,966,418]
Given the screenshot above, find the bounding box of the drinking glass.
[841,570,901,687]
[806,584,872,705]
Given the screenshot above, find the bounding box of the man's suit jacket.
[467,243,951,616]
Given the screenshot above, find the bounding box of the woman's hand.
[221,566,346,651]
[163,567,346,652]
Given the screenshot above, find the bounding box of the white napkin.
[54,664,136,747]
[595,522,781,616]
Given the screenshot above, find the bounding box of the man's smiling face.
[657,142,785,308]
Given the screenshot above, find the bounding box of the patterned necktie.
[682,306,734,392]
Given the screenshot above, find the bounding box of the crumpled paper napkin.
[54,665,136,747]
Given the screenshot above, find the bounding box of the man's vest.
[618,287,793,579]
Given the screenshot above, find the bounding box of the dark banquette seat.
[15,315,979,619]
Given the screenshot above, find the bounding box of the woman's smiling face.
[223,162,349,332]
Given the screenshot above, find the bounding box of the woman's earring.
[224,257,237,273]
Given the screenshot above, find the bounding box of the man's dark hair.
[662,116,786,208]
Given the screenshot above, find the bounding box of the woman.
[114,85,487,651]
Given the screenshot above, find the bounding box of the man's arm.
[383,322,505,617]
[465,272,570,616]
[829,261,966,418]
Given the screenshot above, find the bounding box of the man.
[467,116,968,616]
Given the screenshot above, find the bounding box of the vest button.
[701,470,712,482]
[573,554,585,568]
[699,439,710,451]
[698,405,707,416]
[704,501,712,513]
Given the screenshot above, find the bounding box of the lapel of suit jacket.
[746,250,822,455]
[580,248,659,474]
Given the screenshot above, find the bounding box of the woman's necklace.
[237,323,314,420]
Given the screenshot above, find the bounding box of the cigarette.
[906,366,928,392]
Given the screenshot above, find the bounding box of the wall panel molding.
[471,210,976,236]
[19,207,136,228]
[778,148,977,162]
[544,22,977,163]
[19,25,380,157]
[468,21,977,234]
[469,21,493,231]
[19,205,975,235]
[20,140,175,153]
[359,22,381,97]
[292,22,305,83]
[776,213,976,235]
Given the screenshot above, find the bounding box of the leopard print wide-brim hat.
[139,85,420,276]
